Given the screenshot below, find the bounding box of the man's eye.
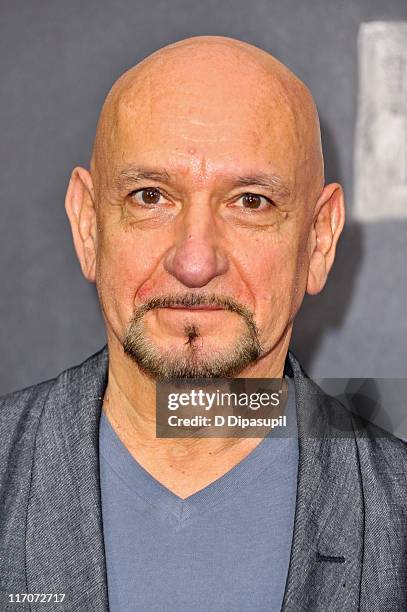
[237,193,274,210]
[130,188,165,206]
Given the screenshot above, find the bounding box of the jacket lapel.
[281,353,364,611]
[25,347,109,612]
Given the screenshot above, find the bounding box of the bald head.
[90,36,324,202]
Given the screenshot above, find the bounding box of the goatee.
[122,292,262,381]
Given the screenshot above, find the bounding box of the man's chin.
[122,334,262,380]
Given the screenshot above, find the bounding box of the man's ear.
[65,167,98,282]
[306,182,345,295]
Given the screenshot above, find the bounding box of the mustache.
[131,291,259,333]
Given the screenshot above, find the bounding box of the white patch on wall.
[354,22,407,221]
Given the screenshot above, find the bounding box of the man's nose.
[163,205,229,288]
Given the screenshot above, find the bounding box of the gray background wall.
[1,0,407,396]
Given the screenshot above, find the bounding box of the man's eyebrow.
[115,167,171,189]
[233,174,291,199]
[115,166,291,199]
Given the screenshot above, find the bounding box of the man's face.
[88,48,321,379]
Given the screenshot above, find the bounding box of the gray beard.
[122,292,262,381]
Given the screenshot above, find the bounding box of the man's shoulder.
[0,378,54,441]
[320,378,407,456]
[0,346,108,455]
[324,383,407,501]
[288,351,407,468]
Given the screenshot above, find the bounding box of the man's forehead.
[109,115,297,196]
[111,72,299,176]
[114,97,297,155]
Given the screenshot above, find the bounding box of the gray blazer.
[0,346,406,611]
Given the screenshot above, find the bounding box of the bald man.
[0,36,406,612]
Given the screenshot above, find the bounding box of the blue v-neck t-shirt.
[99,376,299,612]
